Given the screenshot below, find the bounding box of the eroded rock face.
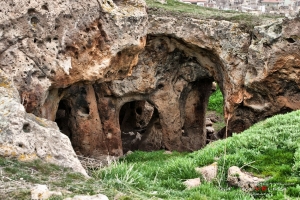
[0,0,147,171]
[0,0,147,115]
[0,70,87,176]
[1,0,300,160]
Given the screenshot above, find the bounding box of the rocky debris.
[195,162,218,182]
[205,116,220,143]
[64,194,109,200]
[205,118,213,126]
[227,166,265,192]
[183,178,201,189]
[0,70,87,176]
[206,126,215,134]
[31,184,62,200]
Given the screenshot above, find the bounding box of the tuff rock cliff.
[0,0,300,174]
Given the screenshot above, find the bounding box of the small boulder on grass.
[183,178,201,189]
[195,162,218,182]
[31,184,62,200]
[227,166,265,192]
[163,150,172,155]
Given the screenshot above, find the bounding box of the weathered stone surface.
[0,69,87,176]
[0,0,148,161]
[97,35,213,152]
[0,0,147,115]
[227,166,265,192]
[183,178,201,189]
[31,184,62,200]
[195,162,218,182]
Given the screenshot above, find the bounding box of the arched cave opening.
[180,77,226,150]
[119,100,162,153]
[206,82,225,142]
[55,99,72,140]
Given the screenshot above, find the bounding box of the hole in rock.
[286,38,295,43]
[119,100,158,153]
[27,8,36,15]
[30,16,39,25]
[23,123,31,133]
[41,4,49,11]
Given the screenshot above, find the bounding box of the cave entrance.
[119,100,160,153]
[205,82,225,142]
[180,79,225,149]
[55,99,72,141]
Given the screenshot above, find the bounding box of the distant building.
[261,0,284,8]
[243,0,259,6]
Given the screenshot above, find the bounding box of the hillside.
[146,0,283,30]
[1,110,300,199]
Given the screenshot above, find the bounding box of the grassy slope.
[96,110,300,199]
[2,110,300,199]
[146,0,283,31]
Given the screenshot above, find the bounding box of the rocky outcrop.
[1,0,300,161]
[0,70,87,175]
[0,0,147,170]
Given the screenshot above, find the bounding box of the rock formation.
[1,0,300,166]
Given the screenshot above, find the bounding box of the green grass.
[95,110,300,199]
[208,87,224,115]
[146,0,284,31]
[2,111,300,199]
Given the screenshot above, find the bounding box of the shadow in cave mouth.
[119,100,162,153]
[55,100,72,140]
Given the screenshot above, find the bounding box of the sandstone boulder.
[0,69,87,176]
[195,162,218,182]
[183,178,201,189]
[227,166,265,192]
[31,184,62,200]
